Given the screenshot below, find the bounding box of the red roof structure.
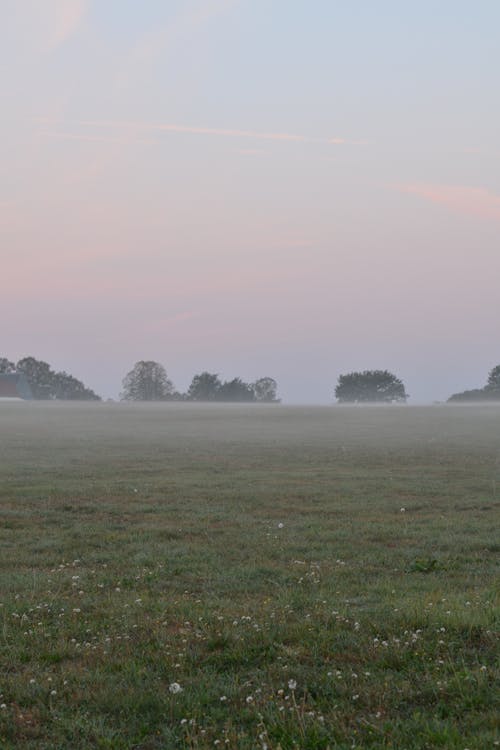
[0,373,33,399]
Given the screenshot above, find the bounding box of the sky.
[1,0,499,402]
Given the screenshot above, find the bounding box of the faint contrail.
[36,118,368,146]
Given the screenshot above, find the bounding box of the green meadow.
[0,402,498,749]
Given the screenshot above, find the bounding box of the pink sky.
[1,1,499,401]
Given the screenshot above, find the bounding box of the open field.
[0,402,498,749]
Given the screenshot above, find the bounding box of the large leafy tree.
[187,372,222,401]
[15,356,100,400]
[17,357,56,399]
[335,370,408,403]
[252,376,279,402]
[121,361,174,401]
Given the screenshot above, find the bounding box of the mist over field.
[2,400,500,452]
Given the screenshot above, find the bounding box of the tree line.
[2,355,500,403]
[121,361,280,402]
[334,365,500,403]
[0,356,280,403]
[447,365,500,402]
[0,357,100,401]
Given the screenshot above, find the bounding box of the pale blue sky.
[1,1,499,401]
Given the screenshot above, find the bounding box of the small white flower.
[288,679,297,690]
[50,690,57,696]
[400,507,406,513]
[245,695,254,703]
[169,682,183,694]
[277,522,284,529]
[220,695,227,701]
[0,704,6,710]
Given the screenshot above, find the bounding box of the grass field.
[0,402,498,749]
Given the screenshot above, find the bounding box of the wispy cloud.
[399,183,500,223]
[119,0,239,86]
[36,118,366,147]
[115,121,307,143]
[41,130,158,146]
[49,0,88,49]
[6,0,88,56]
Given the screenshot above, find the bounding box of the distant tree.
[170,390,187,402]
[187,372,222,401]
[486,364,500,394]
[252,376,280,402]
[121,361,174,401]
[16,356,100,400]
[218,378,255,402]
[51,371,100,401]
[16,357,55,399]
[448,363,500,402]
[0,358,15,374]
[335,370,408,403]
[447,388,490,402]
